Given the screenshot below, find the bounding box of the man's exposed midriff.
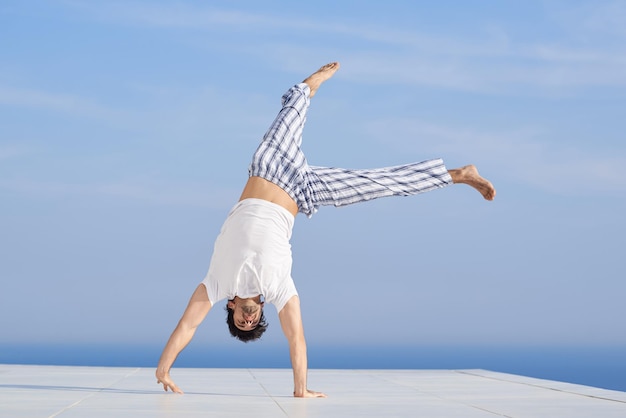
[239,176,298,217]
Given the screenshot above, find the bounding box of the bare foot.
[448,165,496,201]
[303,62,340,98]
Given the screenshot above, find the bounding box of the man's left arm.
[278,296,326,398]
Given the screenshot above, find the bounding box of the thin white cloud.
[568,0,626,39]
[62,0,280,29]
[0,144,37,161]
[59,1,626,92]
[0,82,269,143]
[0,85,124,121]
[0,176,239,209]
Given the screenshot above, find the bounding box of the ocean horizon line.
[2,343,625,393]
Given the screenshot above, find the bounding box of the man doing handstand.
[155,62,496,398]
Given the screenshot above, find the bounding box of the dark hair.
[225,303,268,342]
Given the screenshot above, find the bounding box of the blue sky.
[1,0,625,354]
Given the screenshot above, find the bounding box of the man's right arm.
[156,284,212,393]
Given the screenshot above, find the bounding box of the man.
[155,62,496,397]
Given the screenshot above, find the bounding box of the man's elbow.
[289,335,307,350]
[177,318,201,333]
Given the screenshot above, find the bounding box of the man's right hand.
[156,370,183,394]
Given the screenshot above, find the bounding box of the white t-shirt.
[202,198,298,312]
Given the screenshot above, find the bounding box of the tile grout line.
[47,368,141,418]
[456,370,626,405]
[247,369,290,417]
[369,370,513,418]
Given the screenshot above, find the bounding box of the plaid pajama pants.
[249,83,453,217]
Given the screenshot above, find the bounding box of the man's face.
[228,297,264,331]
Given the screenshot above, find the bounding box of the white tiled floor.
[1,364,625,417]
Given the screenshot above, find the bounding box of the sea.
[1,344,625,393]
